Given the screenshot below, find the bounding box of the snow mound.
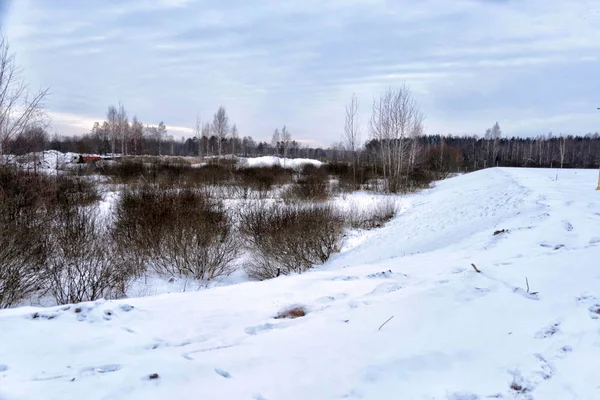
[240,156,322,169]
[1,168,600,399]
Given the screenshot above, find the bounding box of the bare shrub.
[0,167,52,307]
[282,164,330,202]
[113,185,239,280]
[0,221,48,308]
[194,164,232,185]
[240,202,344,280]
[52,175,100,207]
[344,199,397,230]
[99,160,147,184]
[236,165,293,193]
[48,207,127,305]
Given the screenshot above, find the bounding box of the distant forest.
[8,127,599,172]
[4,100,600,174]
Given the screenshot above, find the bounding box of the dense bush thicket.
[0,158,407,308]
[113,185,239,280]
[240,202,345,280]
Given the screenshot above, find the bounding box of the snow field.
[0,168,599,399]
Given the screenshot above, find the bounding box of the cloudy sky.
[2,0,600,146]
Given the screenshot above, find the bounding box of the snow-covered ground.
[239,155,323,169]
[1,168,599,400]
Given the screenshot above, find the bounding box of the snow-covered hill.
[1,168,599,400]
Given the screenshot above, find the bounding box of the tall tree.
[231,124,238,156]
[157,121,167,156]
[130,116,144,155]
[194,113,202,158]
[202,122,211,156]
[271,128,280,156]
[117,102,129,155]
[344,93,361,188]
[106,106,118,155]
[369,84,424,193]
[212,106,229,161]
[0,37,49,157]
[281,125,292,166]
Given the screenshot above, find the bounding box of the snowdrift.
[1,168,599,400]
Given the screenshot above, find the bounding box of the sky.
[2,0,600,146]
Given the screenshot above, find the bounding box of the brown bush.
[113,184,239,280]
[48,207,127,305]
[0,167,103,307]
[236,166,293,193]
[240,202,344,280]
[282,164,330,202]
[344,199,397,230]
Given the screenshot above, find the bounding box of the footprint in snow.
[80,364,122,375]
[369,282,402,295]
[446,392,480,400]
[0,364,8,373]
[244,322,287,335]
[556,345,573,358]
[315,293,348,304]
[563,221,574,232]
[215,368,232,379]
[366,270,393,279]
[588,305,600,319]
[330,276,360,281]
[534,322,561,339]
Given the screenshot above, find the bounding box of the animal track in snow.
[0,364,8,372]
[330,275,360,281]
[534,322,561,339]
[369,282,402,295]
[244,322,287,336]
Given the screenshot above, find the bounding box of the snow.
[239,156,323,170]
[1,168,600,399]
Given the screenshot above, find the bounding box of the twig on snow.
[471,263,482,273]
[526,277,539,295]
[378,316,394,331]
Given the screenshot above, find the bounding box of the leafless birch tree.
[212,106,229,161]
[344,93,361,188]
[369,84,424,193]
[0,37,49,157]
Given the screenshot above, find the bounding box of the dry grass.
[275,306,307,319]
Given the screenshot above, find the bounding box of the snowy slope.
[1,168,600,400]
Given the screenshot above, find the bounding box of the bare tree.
[231,124,238,156]
[212,106,229,161]
[0,37,49,157]
[369,84,424,193]
[106,106,118,155]
[194,113,202,158]
[271,128,280,156]
[117,102,129,156]
[130,116,143,155]
[157,121,167,156]
[491,122,502,166]
[344,93,361,188]
[281,125,292,166]
[202,122,210,157]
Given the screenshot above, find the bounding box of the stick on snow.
[378,316,394,331]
